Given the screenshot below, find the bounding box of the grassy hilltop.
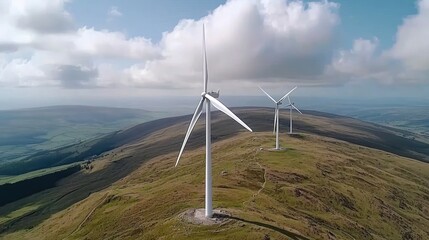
[1,108,429,239]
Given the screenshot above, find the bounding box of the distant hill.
[1,108,428,239]
[0,105,165,164]
[340,106,429,137]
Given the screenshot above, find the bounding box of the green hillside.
[3,132,429,239]
[1,108,428,239]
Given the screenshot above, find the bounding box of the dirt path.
[68,193,109,237]
[238,150,310,239]
[254,162,267,198]
[242,149,268,206]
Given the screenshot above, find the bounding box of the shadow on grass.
[214,213,309,240]
[288,133,306,139]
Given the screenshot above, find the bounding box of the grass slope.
[0,108,429,239]
[3,132,429,240]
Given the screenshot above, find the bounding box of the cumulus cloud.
[74,27,160,60]
[0,58,47,87]
[328,0,429,85]
[0,0,428,90]
[125,0,339,88]
[332,38,380,75]
[327,38,394,84]
[16,8,74,34]
[0,0,159,88]
[3,0,74,34]
[390,0,429,71]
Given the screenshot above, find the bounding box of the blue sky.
[0,0,428,109]
[66,0,418,49]
[67,0,227,41]
[335,0,417,48]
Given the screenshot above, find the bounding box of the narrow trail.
[237,148,310,240]
[254,162,267,198]
[242,148,267,206]
[68,193,109,237]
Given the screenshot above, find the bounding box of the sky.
[0,0,428,110]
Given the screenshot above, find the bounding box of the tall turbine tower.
[259,86,297,149]
[175,25,253,218]
[286,96,302,134]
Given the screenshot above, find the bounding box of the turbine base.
[267,147,288,151]
[180,208,230,225]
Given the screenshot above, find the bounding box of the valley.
[0,105,166,164]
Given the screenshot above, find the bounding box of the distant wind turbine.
[285,96,302,134]
[258,86,297,149]
[175,25,253,218]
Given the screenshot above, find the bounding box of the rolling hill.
[1,108,428,239]
[337,106,429,137]
[0,105,165,164]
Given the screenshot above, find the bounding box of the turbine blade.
[203,24,208,93]
[258,86,277,103]
[273,109,277,134]
[278,86,297,103]
[287,96,291,105]
[292,104,303,114]
[205,94,252,132]
[175,97,205,167]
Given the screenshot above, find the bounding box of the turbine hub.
[201,92,206,97]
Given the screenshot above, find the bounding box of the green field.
[338,106,429,138]
[0,162,81,185]
[0,205,40,225]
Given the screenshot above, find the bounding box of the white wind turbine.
[285,96,302,134]
[175,25,253,218]
[258,86,297,150]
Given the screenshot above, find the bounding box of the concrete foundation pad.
[267,147,288,151]
[180,208,231,225]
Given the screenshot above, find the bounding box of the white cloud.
[124,0,340,89]
[327,0,429,85]
[0,0,428,91]
[390,0,429,71]
[327,38,392,83]
[0,0,159,88]
[0,58,48,87]
[74,27,160,60]
[108,6,122,18]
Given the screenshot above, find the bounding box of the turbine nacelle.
[201,90,220,99]
[208,90,220,98]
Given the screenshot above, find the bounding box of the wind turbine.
[175,25,253,218]
[285,96,302,134]
[258,86,297,150]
